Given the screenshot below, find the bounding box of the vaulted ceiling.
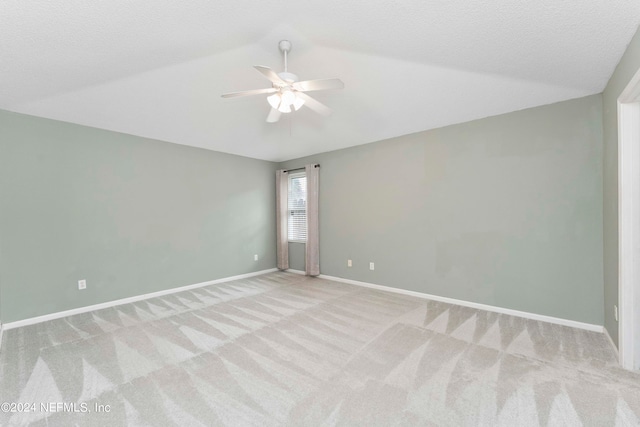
[1,1,639,161]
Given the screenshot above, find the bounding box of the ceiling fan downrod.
[279,40,292,73]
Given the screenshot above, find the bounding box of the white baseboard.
[317,274,604,333]
[604,327,620,359]
[3,268,606,336]
[3,268,278,331]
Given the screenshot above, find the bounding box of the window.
[288,172,307,242]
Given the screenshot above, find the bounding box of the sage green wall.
[602,26,640,346]
[0,110,277,323]
[281,95,604,325]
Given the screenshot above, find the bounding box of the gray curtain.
[276,170,289,270]
[305,164,320,276]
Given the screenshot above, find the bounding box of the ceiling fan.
[221,40,344,123]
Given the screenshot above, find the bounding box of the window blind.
[288,172,307,242]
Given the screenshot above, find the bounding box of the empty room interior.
[3,2,640,426]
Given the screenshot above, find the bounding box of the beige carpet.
[1,272,639,426]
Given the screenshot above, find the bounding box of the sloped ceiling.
[1,1,639,161]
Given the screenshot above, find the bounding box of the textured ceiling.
[1,1,639,161]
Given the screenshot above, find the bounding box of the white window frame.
[287,171,307,243]
[618,65,640,371]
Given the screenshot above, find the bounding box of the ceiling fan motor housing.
[277,72,299,84]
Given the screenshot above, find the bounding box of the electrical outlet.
[78,279,86,290]
[254,254,259,261]
[347,259,352,267]
[369,262,375,271]
[614,305,619,322]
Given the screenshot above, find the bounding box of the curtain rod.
[283,164,320,173]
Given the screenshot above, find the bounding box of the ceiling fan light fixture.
[293,96,305,111]
[278,102,292,113]
[267,93,281,109]
[281,90,296,106]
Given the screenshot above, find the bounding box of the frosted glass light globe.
[293,96,305,111]
[281,90,296,106]
[267,94,281,109]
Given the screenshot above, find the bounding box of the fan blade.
[296,92,332,116]
[293,78,344,92]
[221,88,277,98]
[254,66,286,85]
[266,108,282,123]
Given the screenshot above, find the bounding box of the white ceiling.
[1,1,639,162]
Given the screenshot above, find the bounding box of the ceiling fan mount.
[278,39,292,55]
[221,40,344,123]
